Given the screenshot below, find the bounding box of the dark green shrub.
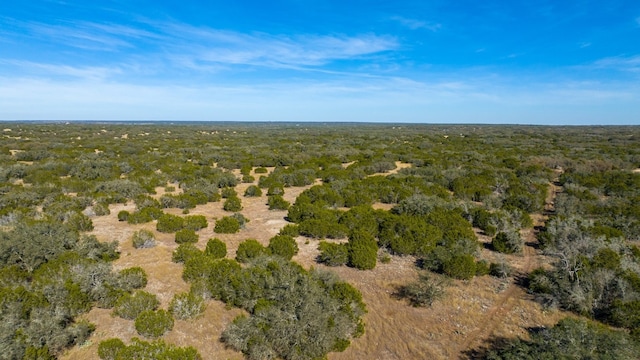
[23,346,55,360]
[117,210,130,222]
[268,195,290,210]
[135,309,174,338]
[254,167,268,174]
[242,174,255,183]
[443,254,476,280]
[299,219,348,239]
[591,248,621,270]
[113,291,159,320]
[267,235,299,260]
[223,196,242,212]
[172,243,202,264]
[244,185,262,197]
[317,241,349,266]
[475,260,490,276]
[175,229,198,244]
[184,215,208,231]
[126,210,154,224]
[236,239,269,263]
[267,184,284,196]
[67,212,94,231]
[278,224,299,237]
[169,292,206,320]
[205,238,227,259]
[131,229,155,249]
[98,338,201,360]
[156,213,184,233]
[347,231,377,270]
[221,187,237,198]
[214,216,240,234]
[482,317,640,359]
[119,267,148,290]
[97,338,125,360]
[492,231,523,254]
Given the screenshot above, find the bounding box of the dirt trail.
[453,175,561,359]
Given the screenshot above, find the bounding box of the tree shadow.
[458,330,541,359]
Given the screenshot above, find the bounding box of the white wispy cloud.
[390,16,441,31]
[13,17,398,70]
[26,22,140,51]
[591,55,640,73]
[157,22,399,69]
[0,60,123,80]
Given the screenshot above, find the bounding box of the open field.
[1,124,639,360]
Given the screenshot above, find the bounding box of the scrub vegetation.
[0,122,639,359]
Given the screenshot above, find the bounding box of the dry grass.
[62,165,567,360]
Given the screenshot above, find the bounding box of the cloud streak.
[11,18,398,70]
[591,55,640,73]
[390,16,441,31]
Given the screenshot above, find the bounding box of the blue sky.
[1,1,639,124]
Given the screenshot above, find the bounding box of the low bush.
[135,309,174,338]
[175,228,198,244]
[131,229,155,249]
[267,235,299,260]
[98,338,201,360]
[214,216,240,234]
[244,185,262,197]
[172,243,202,264]
[184,215,208,231]
[156,213,184,233]
[223,196,242,212]
[117,210,130,222]
[492,231,523,254]
[169,292,206,320]
[278,224,299,237]
[396,273,448,307]
[348,231,378,270]
[113,291,160,320]
[442,254,476,280]
[268,195,290,210]
[119,267,148,290]
[236,239,269,263]
[205,238,227,259]
[317,241,349,266]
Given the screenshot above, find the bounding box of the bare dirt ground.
[62,164,567,360]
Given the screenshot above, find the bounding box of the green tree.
[214,216,241,234]
[131,229,155,249]
[347,230,378,270]
[317,241,349,266]
[443,254,476,280]
[156,213,184,233]
[236,239,269,263]
[135,309,174,338]
[184,215,208,231]
[267,235,299,260]
[205,238,227,259]
[223,196,242,212]
[113,291,159,320]
[244,185,262,197]
[175,228,199,244]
